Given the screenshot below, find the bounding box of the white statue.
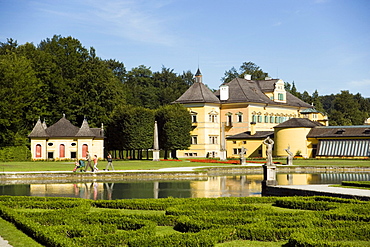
[263,136,274,165]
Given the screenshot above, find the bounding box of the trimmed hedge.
[0,145,31,162]
[342,181,370,188]
[0,196,369,246]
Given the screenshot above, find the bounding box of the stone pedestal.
[219,150,227,161]
[153,150,160,162]
[262,164,277,186]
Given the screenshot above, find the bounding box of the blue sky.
[1,0,369,97]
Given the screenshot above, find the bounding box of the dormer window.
[273,79,286,103]
[336,129,346,134]
[278,93,284,101]
[364,129,370,134]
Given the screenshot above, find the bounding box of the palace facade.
[173,69,370,159]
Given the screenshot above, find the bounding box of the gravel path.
[0,237,11,247]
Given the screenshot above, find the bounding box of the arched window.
[59,144,65,158]
[35,144,42,158]
[82,144,88,158]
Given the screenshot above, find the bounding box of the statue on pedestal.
[263,136,274,166]
[284,145,294,166]
[239,146,247,165]
[262,136,277,187]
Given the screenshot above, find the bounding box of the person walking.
[105,153,114,171]
[93,155,99,172]
[84,151,94,172]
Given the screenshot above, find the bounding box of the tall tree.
[124,65,157,109]
[156,104,192,159]
[0,38,18,55]
[107,105,154,159]
[181,70,195,86]
[153,67,189,106]
[0,53,41,146]
[221,61,269,83]
[312,90,325,113]
[330,91,364,125]
[221,67,239,83]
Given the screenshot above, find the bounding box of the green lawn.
[0,158,369,172]
[0,217,43,247]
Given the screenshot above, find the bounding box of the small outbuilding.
[28,115,104,160]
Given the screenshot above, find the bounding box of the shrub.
[0,145,31,162]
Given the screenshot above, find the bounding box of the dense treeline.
[1,36,369,158]
[285,82,370,126]
[0,35,193,158]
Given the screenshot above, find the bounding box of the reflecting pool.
[0,173,369,200]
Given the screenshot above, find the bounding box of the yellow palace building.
[173,69,333,159]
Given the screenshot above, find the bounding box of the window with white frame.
[209,136,218,144]
[278,93,284,101]
[191,136,198,144]
[209,113,218,123]
[226,114,232,126]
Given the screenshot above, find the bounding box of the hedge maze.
[0,196,369,246]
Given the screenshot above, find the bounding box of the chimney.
[250,122,256,135]
[244,74,252,80]
[220,84,229,101]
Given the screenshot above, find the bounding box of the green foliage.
[342,181,370,188]
[156,104,192,158]
[0,196,370,246]
[221,61,269,83]
[285,83,370,126]
[327,90,367,125]
[123,66,191,109]
[107,105,155,151]
[0,52,41,147]
[0,145,31,161]
[0,35,195,153]
[0,35,126,149]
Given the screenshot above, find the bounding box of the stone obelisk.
[152,121,160,161]
[219,122,227,161]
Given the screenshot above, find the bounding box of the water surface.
[1,173,369,200]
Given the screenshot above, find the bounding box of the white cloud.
[349,79,370,87]
[85,0,180,46]
[32,0,180,46]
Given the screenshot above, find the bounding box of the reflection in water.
[0,173,369,200]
